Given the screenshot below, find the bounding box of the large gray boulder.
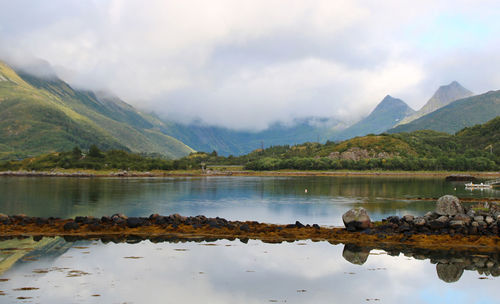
[342,207,371,230]
[436,195,464,216]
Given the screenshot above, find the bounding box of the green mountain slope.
[0,61,193,160]
[388,90,500,134]
[397,81,473,125]
[336,95,415,140]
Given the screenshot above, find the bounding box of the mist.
[0,0,499,130]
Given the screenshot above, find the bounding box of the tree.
[88,145,103,158]
[72,146,82,159]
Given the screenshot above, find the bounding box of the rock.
[471,221,479,227]
[474,216,484,222]
[342,244,370,265]
[453,214,471,225]
[63,222,80,231]
[312,224,320,229]
[436,195,464,216]
[429,216,449,230]
[126,217,145,228]
[485,216,494,225]
[239,223,250,232]
[295,221,305,228]
[414,217,426,226]
[436,263,464,283]
[403,215,414,223]
[342,208,371,230]
[0,213,8,220]
[449,220,466,229]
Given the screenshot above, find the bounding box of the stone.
[342,207,371,230]
[436,195,464,216]
[239,223,250,232]
[485,216,494,225]
[403,215,414,223]
[63,222,80,231]
[429,216,449,230]
[126,217,145,228]
[295,221,305,228]
[474,216,484,222]
[0,213,8,220]
[449,220,466,229]
[414,217,426,226]
[453,214,471,225]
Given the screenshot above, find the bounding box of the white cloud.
[0,0,498,129]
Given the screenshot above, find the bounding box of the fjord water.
[1,237,500,303]
[0,176,496,225]
[0,176,499,303]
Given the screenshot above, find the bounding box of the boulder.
[342,207,371,230]
[436,195,464,216]
[453,214,471,225]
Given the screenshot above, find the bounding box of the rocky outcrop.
[328,148,398,161]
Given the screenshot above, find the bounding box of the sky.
[0,0,499,130]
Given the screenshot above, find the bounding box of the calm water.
[0,176,497,225]
[0,176,499,303]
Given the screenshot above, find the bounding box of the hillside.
[336,95,415,140]
[0,61,194,160]
[389,90,500,134]
[397,81,473,125]
[160,117,345,156]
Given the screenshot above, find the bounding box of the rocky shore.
[1,195,500,251]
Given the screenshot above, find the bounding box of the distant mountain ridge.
[397,81,473,125]
[389,90,500,134]
[336,95,415,140]
[0,60,194,160]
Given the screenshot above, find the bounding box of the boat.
[465,182,493,189]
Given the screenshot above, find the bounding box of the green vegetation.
[0,61,194,161]
[0,145,197,171]
[2,117,498,172]
[389,90,500,134]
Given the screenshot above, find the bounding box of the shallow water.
[0,176,498,303]
[0,176,497,225]
[0,237,499,304]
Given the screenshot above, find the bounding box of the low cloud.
[0,0,498,130]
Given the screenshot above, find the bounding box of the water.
[0,237,499,303]
[0,176,497,225]
[0,176,499,303]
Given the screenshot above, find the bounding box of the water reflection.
[0,176,497,225]
[340,242,500,283]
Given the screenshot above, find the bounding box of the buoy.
[304,189,308,193]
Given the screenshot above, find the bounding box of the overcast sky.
[0,0,499,130]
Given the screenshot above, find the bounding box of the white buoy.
[304,189,308,193]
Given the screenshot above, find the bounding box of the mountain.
[0,61,194,160]
[159,117,346,156]
[397,81,473,125]
[388,90,500,134]
[336,95,415,140]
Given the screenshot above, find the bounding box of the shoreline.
[2,214,500,253]
[1,170,499,178]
